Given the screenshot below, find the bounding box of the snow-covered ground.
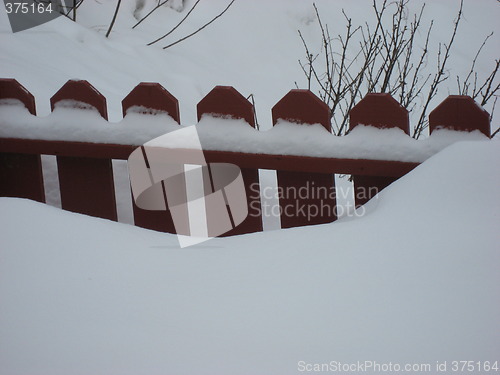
[1,1,499,373]
[1,142,499,374]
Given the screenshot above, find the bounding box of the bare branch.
[413,0,464,139]
[458,32,494,95]
[146,0,202,43]
[133,0,170,29]
[298,0,496,139]
[106,0,123,38]
[161,0,237,49]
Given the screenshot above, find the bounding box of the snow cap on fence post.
[122,82,180,123]
[429,95,490,137]
[197,86,255,127]
[350,93,409,134]
[272,89,336,229]
[50,80,108,119]
[0,78,36,115]
[272,89,330,131]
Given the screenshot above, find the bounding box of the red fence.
[0,78,491,235]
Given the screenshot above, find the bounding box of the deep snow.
[0,141,499,374]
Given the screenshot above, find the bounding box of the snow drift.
[0,141,498,374]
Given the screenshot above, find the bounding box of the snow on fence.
[0,78,491,236]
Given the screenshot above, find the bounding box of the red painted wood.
[122,82,179,233]
[429,95,490,137]
[0,79,45,202]
[197,86,255,126]
[0,138,136,159]
[272,89,331,131]
[198,86,263,235]
[0,153,45,202]
[0,78,36,114]
[50,79,108,118]
[272,90,336,228]
[350,93,409,133]
[52,80,117,220]
[0,138,420,177]
[122,82,180,122]
[350,93,410,206]
[57,156,116,219]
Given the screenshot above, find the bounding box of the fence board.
[51,80,117,220]
[197,86,263,235]
[350,93,410,206]
[429,95,491,137]
[272,89,336,228]
[0,79,45,202]
[122,82,179,233]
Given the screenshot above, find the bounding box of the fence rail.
[0,78,491,235]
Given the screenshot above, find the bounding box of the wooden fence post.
[0,79,45,202]
[350,93,410,206]
[272,89,336,228]
[197,86,263,235]
[122,82,179,233]
[51,80,117,220]
[122,82,180,122]
[429,95,490,137]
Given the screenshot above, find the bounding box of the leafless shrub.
[298,0,499,138]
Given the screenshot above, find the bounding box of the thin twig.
[147,0,202,44]
[105,0,122,38]
[161,0,237,49]
[133,0,170,29]
[413,0,463,138]
[246,94,260,130]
